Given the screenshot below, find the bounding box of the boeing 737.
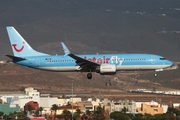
[6,26,173,79]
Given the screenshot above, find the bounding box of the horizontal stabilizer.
[6,55,26,60]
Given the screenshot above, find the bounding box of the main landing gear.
[87,73,92,79]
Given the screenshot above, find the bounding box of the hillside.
[0,63,178,92]
[1,63,180,104]
[0,0,180,104]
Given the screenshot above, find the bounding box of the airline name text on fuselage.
[84,56,124,65]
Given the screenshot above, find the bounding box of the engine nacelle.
[155,68,164,72]
[99,64,116,75]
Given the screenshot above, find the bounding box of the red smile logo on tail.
[12,42,25,52]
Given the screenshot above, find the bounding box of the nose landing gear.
[154,73,158,77]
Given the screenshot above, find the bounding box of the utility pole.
[72,80,74,120]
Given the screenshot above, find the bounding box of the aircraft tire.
[87,73,92,79]
[154,73,158,77]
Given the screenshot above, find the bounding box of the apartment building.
[136,101,168,115]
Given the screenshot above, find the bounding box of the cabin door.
[151,56,155,64]
[36,58,40,66]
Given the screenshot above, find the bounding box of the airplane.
[6,26,173,79]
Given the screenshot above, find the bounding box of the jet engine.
[99,64,116,75]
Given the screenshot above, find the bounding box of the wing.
[60,42,100,71]
[69,53,100,71]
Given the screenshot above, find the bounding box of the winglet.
[61,42,70,56]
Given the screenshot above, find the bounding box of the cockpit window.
[160,58,166,60]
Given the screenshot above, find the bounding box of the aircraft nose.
[167,60,173,66]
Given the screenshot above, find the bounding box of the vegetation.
[0,111,4,118]
[62,109,72,120]
[24,104,34,113]
[51,104,59,119]
[51,104,59,113]
[1,106,180,120]
[110,111,129,120]
[48,106,180,120]
[2,111,27,120]
[35,107,43,117]
[73,109,81,120]
[19,86,25,92]
[38,107,43,116]
[108,107,180,120]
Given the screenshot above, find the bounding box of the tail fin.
[6,26,48,57]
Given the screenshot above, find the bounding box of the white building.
[0,87,59,113]
[173,103,180,108]
[110,101,136,113]
[39,97,58,114]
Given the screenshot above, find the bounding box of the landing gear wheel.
[87,73,92,79]
[154,73,158,77]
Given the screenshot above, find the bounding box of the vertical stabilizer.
[6,26,48,57]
